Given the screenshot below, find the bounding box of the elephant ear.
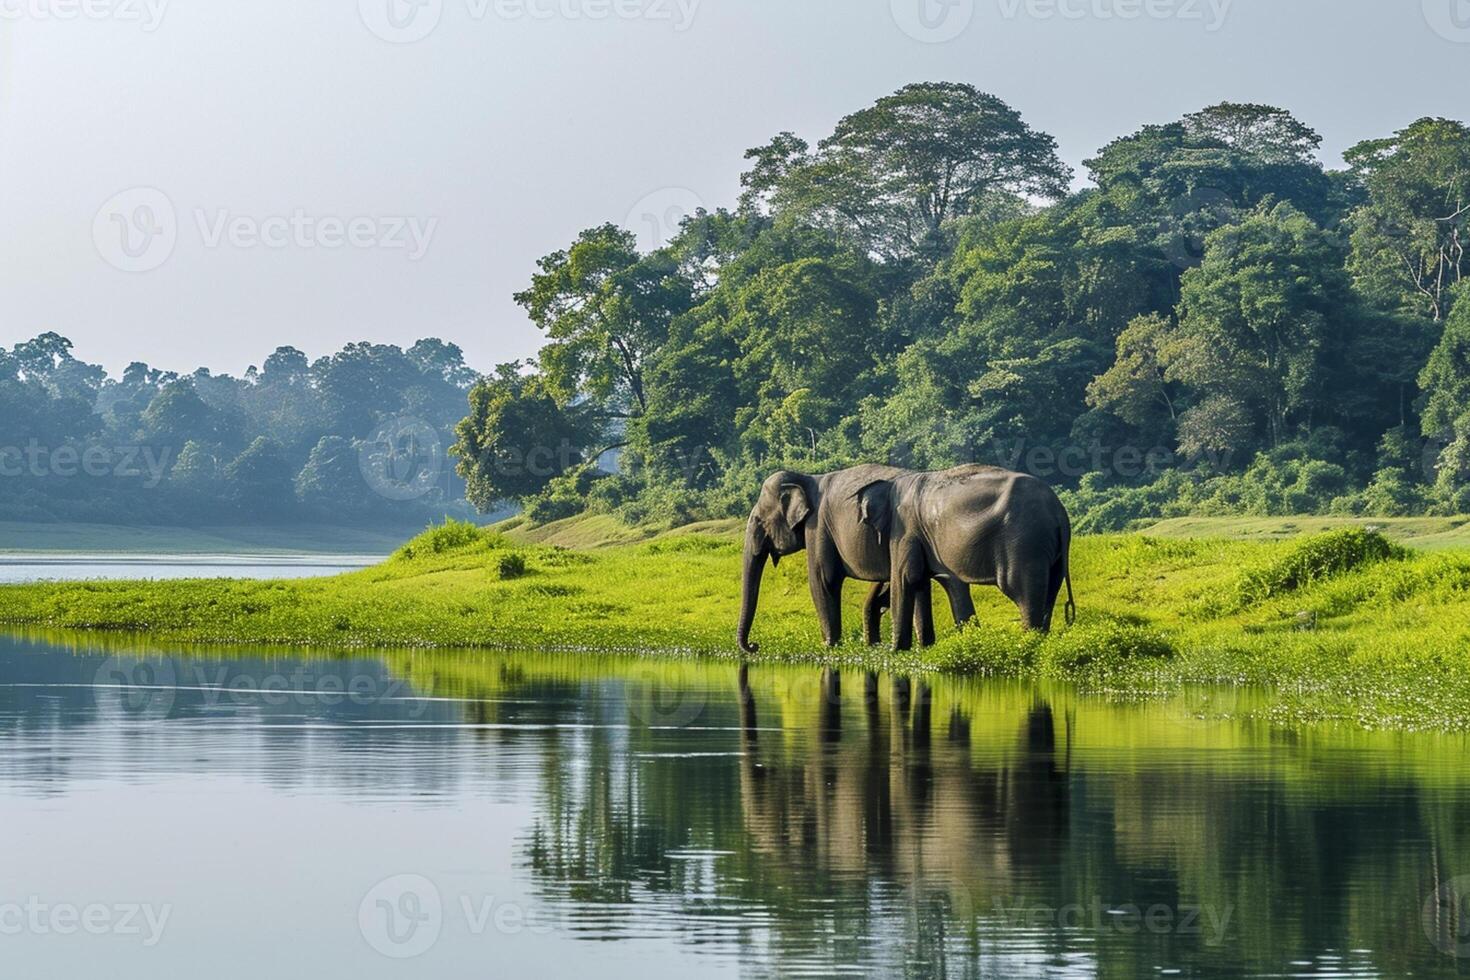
[779,482,812,530]
[855,480,893,545]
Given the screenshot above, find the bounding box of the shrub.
[1235,529,1404,605]
[496,553,528,580]
[1040,618,1175,675]
[395,519,497,560]
[929,626,1043,675]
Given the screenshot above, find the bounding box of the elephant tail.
[1058,516,1076,627]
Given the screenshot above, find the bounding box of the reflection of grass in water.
[4,521,1470,730]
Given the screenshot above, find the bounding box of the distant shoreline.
[0,521,423,556]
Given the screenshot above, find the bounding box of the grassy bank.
[3,519,1470,729]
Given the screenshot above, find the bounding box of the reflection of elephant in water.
[736,464,1075,653]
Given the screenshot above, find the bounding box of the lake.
[0,554,380,584]
[2,632,1468,978]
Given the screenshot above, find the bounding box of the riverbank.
[2,520,1470,730]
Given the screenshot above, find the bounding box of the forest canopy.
[453,83,1470,531]
[10,83,1470,534]
[0,333,481,527]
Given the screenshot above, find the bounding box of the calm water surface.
[2,633,1468,978]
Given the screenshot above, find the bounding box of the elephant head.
[736,471,814,654]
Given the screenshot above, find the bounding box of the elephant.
[735,464,1074,654]
[857,464,1075,649]
[735,465,978,653]
[737,465,968,655]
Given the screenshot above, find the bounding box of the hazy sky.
[1,0,1466,377]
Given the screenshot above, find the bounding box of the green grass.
[1138,515,1470,550]
[5,519,1470,730]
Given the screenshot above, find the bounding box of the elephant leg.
[889,544,926,652]
[862,582,889,646]
[889,575,915,652]
[941,577,976,629]
[1004,565,1053,633]
[807,553,844,647]
[913,581,936,647]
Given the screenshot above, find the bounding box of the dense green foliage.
[0,334,485,528]
[8,519,1470,730]
[453,85,1470,531]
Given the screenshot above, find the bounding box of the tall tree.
[1346,118,1470,322]
[753,83,1070,259]
[515,224,693,415]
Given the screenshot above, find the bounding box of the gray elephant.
[736,464,1074,654]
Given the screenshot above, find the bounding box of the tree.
[754,82,1071,259]
[294,435,375,514]
[1346,118,1470,321]
[515,224,693,414]
[139,380,238,449]
[1087,313,1179,429]
[451,366,603,511]
[222,437,295,518]
[1165,202,1361,449]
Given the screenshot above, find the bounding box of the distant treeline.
[452,82,1470,531]
[0,334,482,528]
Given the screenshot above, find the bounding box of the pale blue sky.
[0,0,1465,376]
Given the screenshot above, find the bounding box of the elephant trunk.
[736,516,770,654]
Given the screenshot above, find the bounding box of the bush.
[1041,618,1175,675]
[395,519,498,560]
[929,625,1043,675]
[496,553,528,580]
[1235,529,1404,605]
